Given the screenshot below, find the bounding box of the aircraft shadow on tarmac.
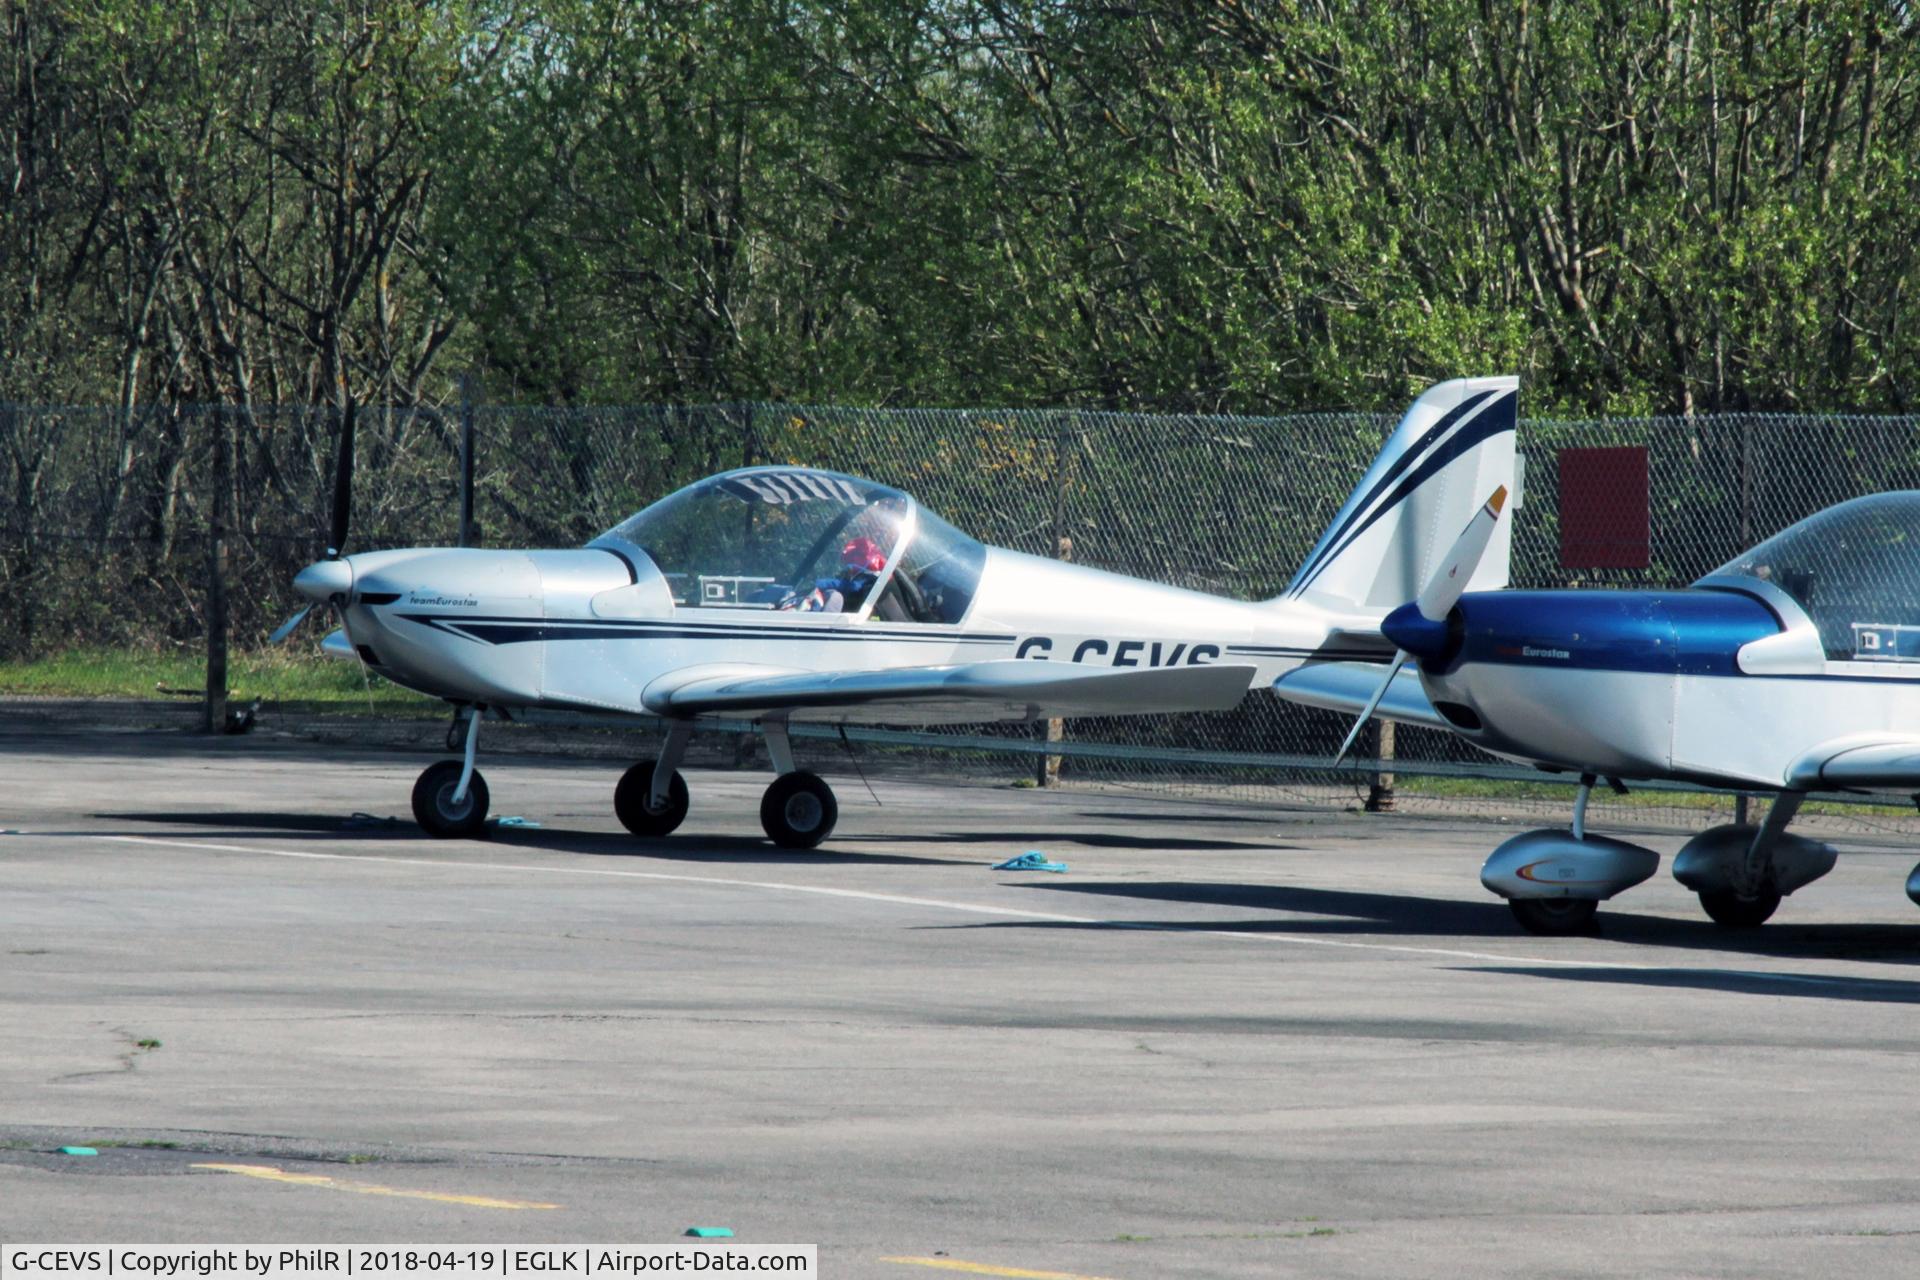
[982,879,1920,965]
[1464,965,1920,1004]
[98,810,410,838]
[485,827,960,866]
[93,810,960,866]
[836,828,1286,852]
[96,809,1291,856]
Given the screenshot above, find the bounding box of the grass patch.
[0,646,430,709]
[134,1039,162,1051]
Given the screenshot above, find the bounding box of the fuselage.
[315,543,1376,724]
[1412,582,1920,789]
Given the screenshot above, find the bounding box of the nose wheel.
[412,760,491,837]
[761,771,837,848]
[413,708,490,837]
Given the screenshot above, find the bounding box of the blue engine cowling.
[1395,589,1784,776]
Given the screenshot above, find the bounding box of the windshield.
[869,507,988,625]
[595,467,992,619]
[1703,492,1920,661]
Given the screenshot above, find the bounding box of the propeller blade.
[328,598,380,714]
[1414,485,1508,622]
[267,605,313,646]
[1336,484,1510,764]
[1333,650,1409,766]
[326,400,357,557]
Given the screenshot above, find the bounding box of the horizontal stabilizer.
[1272,661,1448,731]
[1785,733,1920,792]
[645,659,1258,723]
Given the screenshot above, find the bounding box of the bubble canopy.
[1703,491,1920,661]
[592,467,985,624]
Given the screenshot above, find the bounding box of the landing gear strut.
[758,722,837,848]
[413,707,490,837]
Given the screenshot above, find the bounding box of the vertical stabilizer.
[1279,376,1518,611]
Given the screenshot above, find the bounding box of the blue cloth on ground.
[992,850,1068,873]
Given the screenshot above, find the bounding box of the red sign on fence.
[1558,445,1650,570]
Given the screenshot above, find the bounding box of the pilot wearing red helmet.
[795,535,889,612]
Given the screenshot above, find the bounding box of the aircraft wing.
[1271,661,1450,731]
[1785,733,1920,792]
[641,659,1258,723]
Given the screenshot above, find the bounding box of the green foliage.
[5,1,1918,417]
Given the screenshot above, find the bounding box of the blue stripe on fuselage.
[1451,588,1779,677]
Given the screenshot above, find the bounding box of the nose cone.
[294,557,353,604]
[1382,599,1453,662]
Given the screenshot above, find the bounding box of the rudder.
[1280,376,1518,611]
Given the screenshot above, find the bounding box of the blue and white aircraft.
[1280,491,1920,934]
[283,377,1519,846]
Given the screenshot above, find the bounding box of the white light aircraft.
[1279,489,1920,934]
[283,377,1518,846]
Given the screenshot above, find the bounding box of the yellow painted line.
[879,1259,1121,1280]
[191,1163,559,1210]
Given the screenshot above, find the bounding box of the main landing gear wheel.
[412,760,490,838]
[1698,888,1781,928]
[615,761,690,837]
[761,771,837,849]
[1508,898,1600,936]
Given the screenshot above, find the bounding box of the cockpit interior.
[593,467,987,625]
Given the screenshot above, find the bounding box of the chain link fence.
[6,399,1920,834]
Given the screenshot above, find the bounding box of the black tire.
[760,771,838,849]
[411,760,490,838]
[1508,897,1600,936]
[1698,888,1781,928]
[615,760,689,837]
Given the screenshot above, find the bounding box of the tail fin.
[1279,376,1518,610]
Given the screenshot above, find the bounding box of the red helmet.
[842,536,887,573]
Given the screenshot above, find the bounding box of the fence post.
[458,373,481,546]
[1037,417,1074,787]
[204,405,230,734]
[1365,720,1395,811]
[1037,534,1072,787]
